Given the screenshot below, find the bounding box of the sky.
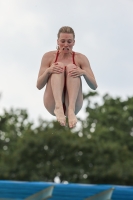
[0,0,133,124]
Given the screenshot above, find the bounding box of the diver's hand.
[68,66,85,77]
[48,62,65,74]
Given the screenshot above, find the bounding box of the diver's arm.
[79,54,98,90]
[36,52,52,90]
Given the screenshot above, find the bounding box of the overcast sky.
[0,0,133,124]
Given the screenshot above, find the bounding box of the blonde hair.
[57,26,75,39]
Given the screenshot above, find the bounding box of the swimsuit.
[54,50,76,65]
[54,51,76,113]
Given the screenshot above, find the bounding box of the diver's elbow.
[91,83,98,90]
[36,83,42,90]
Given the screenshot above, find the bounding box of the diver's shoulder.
[74,51,88,60]
[41,51,58,62]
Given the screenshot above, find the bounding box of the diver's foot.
[68,108,77,128]
[54,105,66,126]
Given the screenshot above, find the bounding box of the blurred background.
[0,0,133,185]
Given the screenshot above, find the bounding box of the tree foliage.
[0,92,133,185]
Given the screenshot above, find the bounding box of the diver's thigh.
[43,77,55,116]
[75,82,83,115]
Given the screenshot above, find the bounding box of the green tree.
[0,92,133,185]
[78,92,133,185]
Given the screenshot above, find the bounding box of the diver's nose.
[64,41,69,46]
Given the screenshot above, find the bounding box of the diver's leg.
[65,64,83,128]
[43,77,56,116]
[44,62,66,126]
[51,73,66,126]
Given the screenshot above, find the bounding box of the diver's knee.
[66,64,77,73]
[66,63,76,68]
[56,62,65,68]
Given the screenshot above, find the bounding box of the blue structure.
[0,181,133,200]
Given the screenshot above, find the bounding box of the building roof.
[0,180,133,200]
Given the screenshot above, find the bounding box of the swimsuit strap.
[72,51,76,65]
[54,50,59,63]
[54,50,76,65]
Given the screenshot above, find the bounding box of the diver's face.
[57,33,75,52]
